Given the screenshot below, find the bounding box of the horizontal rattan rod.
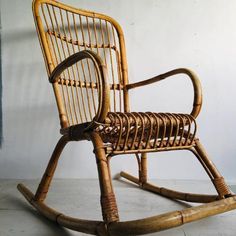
[106,145,193,155]
[58,78,123,90]
[47,30,117,50]
[120,171,219,203]
[17,183,106,235]
[108,195,236,236]
[126,68,202,119]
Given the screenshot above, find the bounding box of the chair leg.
[139,153,148,185]
[192,139,232,198]
[121,139,233,203]
[90,132,119,223]
[17,134,236,235]
[34,135,69,202]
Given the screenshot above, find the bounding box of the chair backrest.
[33,0,129,128]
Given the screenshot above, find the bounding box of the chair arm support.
[126,68,202,118]
[49,50,110,124]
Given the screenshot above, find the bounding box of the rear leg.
[136,153,148,186]
[121,139,233,202]
[90,132,119,223]
[34,135,69,202]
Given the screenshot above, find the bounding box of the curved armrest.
[49,50,110,125]
[126,68,202,118]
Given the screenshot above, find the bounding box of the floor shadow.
[229,185,236,194]
[8,195,73,236]
[117,177,193,208]
[115,178,139,189]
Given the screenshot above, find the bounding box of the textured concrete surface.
[1,179,236,235]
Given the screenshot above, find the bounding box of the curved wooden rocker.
[18,0,236,235]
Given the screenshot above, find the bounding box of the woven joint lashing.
[100,193,119,222]
[96,112,197,152]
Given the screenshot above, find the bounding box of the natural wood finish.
[120,171,219,203]
[17,183,236,236]
[34,134,69,201]
[49,50,110,126]
[108,196,236,236]
[140,153,147,184]
[17,184,106,235]
[17,0,236,235]
[90,132,119,223]
[126,68,202,118]
[191,140,232,198]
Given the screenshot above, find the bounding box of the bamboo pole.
[17,183,236,236]
[17,184,106,235]
[108,196,236,236]
[120,171,219,203]
[34,135,69,201]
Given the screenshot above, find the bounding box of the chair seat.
[96,112,197,153]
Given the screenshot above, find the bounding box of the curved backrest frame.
[32,0,130,128]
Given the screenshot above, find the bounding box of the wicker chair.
[18,0,236,235]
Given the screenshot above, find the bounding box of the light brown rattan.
[17,0,236,235]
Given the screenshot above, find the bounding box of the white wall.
[1,0,236,180]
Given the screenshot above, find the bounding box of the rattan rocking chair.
[18,0,236,235]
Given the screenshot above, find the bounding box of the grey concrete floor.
[1,178,236,236]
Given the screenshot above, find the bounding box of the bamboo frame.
[17,0,236,235]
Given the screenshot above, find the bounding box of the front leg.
[90,132,119,223]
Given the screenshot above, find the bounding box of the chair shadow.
[8,195,73,236]
[117,177,193,208]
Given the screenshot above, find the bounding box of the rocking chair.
[18,0,236,235]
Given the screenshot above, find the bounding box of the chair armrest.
[49,50,110,125]
[126,68,202,118]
